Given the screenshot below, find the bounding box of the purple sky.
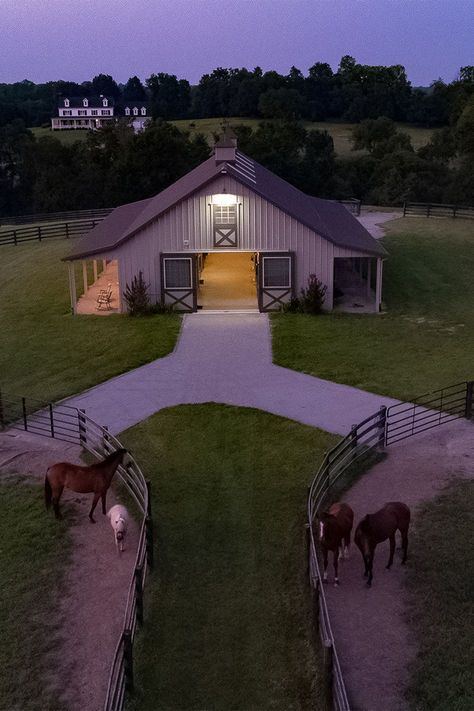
[0,0,472,86]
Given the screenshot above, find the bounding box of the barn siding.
[113,175,376,311]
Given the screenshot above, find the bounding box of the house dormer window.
[133,107,139,116]
[83,98,88,107]
[64,98,70,108]
[125,107,130,116]
[102,98,108,107]
[141,107,146,116]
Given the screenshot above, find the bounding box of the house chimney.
[214,127,237,164]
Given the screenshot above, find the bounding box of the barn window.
[263,257,291,288]
[164,258,192,288]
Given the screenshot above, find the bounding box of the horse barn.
[63,132,386,314]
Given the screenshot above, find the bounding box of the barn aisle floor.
[198,253,258,310]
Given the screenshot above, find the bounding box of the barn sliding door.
[258,252,295,312]
[161,254,197,312]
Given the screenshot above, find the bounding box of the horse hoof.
[366,581,372,588]
[334,581,340,588]
[89,518,96,524]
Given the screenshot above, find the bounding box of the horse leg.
[89,492,101,523]
[344,532,350,558]
[52,486,64,520]
[401,528,409,564]
[333,550,339,586]
[101,491,107,515]
[323,548,328,582]
[366,551,374,587]
[386,534,395,569]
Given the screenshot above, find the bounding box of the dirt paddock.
[0,429,140,711]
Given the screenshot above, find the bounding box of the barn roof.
[64,150,386,261]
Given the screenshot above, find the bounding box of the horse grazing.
[45,448,127,522]
[354,501,411,587]
[317,502,354,586]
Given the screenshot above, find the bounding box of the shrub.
[123,271,150,316]
[283,274,327,314]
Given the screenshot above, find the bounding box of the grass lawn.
[0,480,72,710]
[272,218,474,401]
[405,479,474,711]
[31,126,89,145]
[0,239,180,401]
[120,404,339,711]
[171,117,436,157]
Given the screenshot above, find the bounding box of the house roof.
[64,150,386,261]
[59,96,115,108]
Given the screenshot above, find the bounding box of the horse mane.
[97,448,127,467]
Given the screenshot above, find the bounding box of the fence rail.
[1,207,113,226]
[0,390,152,711]
[403,201,474,219]
[0,218,104,247]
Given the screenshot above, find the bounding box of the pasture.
[121,404,339,711]
[272,218,474,401]
[31,126,89,145]
[0,480,72,710]
[0,239,180,401]
[405,479,474,711]
[171,117,436,157]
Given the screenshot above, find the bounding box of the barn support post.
[375,258,383,312]
[367,258,372,299]
[82,260,88,295]
[67,262,77,315]
[93,259,98,282]
[102,259,107,271]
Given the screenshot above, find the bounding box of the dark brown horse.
[355,501,411,587]
[317,502,354,586]
[45,448,127,522]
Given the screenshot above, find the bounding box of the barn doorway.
[198,253,258,311]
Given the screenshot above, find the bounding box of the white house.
[51,97,150,132]
[63,132,386,315]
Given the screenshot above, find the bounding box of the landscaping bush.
[123,271,150,315]
[283,274,327,314]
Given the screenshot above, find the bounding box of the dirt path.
[324,419,474,711]
[0,430,140,711]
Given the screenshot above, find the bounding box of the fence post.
[14,230,17,245]
[38,225,42,241]
[102,425,111,453]
[427,204,431,218]
[22,397,28,431]
[350,424,358,460]
[78,409,87,445]
[312,578,320,640]
[134,565,144,625]
[323,641,334,711]
[49,404,55,438]
[65,222,69,239]
[378,405,387,447]
[123,629,134,693]
[403,201,407,217]
[465,381,473,419]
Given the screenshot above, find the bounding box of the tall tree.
[91,74,121,99]
[123,76,147,101]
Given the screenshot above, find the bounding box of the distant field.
[31,126,88,144]
[171,117,437,157]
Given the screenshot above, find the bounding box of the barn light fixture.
[213,192,236,206]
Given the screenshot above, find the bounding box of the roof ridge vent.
[214,126,237,164]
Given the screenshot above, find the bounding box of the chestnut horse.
[354,501,411,587]
[317,502,354,586]
[45,448,127,522]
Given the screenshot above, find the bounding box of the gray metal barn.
[64,134,386,314]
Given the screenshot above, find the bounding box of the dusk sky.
[1,0,472,87]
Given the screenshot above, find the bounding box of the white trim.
[163,257,193,289]
[262,255,291,289]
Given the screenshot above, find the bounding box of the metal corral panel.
[116,176,375,310]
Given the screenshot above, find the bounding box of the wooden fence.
[1,207,113,226]
[0,219,102,246]
[0,391,153,711]
[403,201,474,219]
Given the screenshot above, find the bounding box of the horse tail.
[45,473,52,510]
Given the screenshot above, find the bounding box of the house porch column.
[82,261,88,295]
[375,258,383,312]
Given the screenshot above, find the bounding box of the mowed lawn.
[405,479,474,711]
[0,239,180,401]
[0,480,72,710]
[121,404,339,711]
[272,218,474,401]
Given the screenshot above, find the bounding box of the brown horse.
[317,502,354,586]
[45,448,127,522]
[354,501,411,587]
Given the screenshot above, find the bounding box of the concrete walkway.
[356,211,400,239]
[64,313,398,435]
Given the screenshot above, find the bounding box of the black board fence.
[0,218,103,246]
[403,201,474,219]
[0,390,153,711]
[1,207,113,226]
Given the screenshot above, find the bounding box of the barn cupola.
[214,127,237,164]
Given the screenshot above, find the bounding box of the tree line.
[1,58,473,128]
[1,96,472,219]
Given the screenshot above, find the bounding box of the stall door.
[161,254,197,312]
[258,252,295,312]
